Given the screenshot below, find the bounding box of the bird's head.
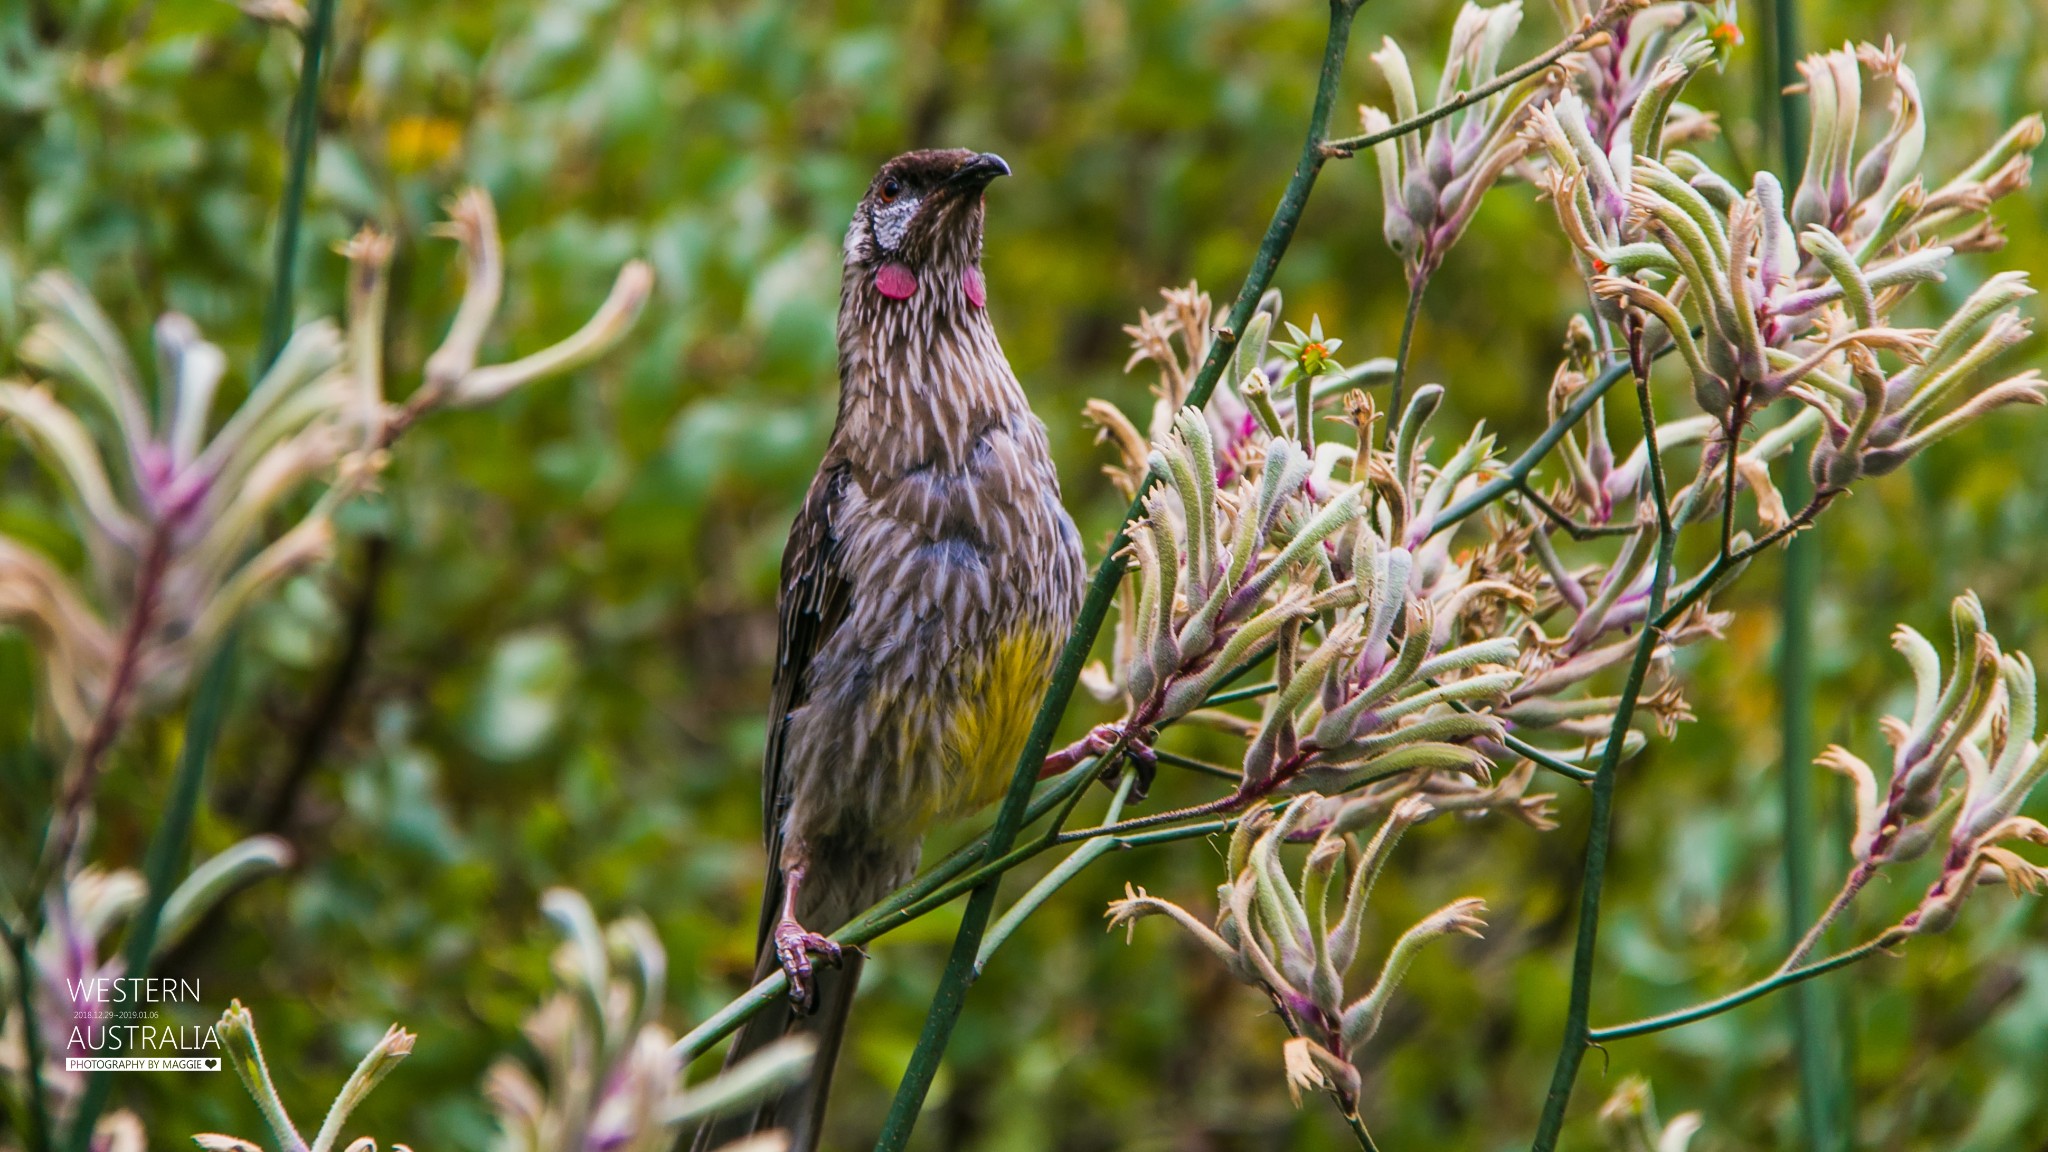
[842,149,1010,305]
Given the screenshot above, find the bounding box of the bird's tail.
[692,854,865,1152]
[692,950,863,1152]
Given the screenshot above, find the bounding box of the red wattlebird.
[694,149,1084,1151]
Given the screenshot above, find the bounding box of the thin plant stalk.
[1780,863,1874,974]
[1322,8,1623,155]
[866,3,1371,1147]
[972,768,1139,975]
[1589,930,1900,1042]
[63,634,241,1152]
[673,759,1106,1065]
[58,0,336,1136]
[1387,276,1428,447]
[261,0,341,369]
[1151,748,1244,782]
[3,919,53,1152]
[1529,325,1678,1152]
[1762,0,1845,1142]
[34,530,172,900]
[1431,352,1639,534]
[1203,682,1277,707]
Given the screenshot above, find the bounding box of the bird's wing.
[755,461,854,953]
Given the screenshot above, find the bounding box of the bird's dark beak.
[947,152,1011,194]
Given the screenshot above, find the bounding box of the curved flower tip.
[1979,846,2048,897]
[447,259,654,407]
[1281,1036,1359,1107]
[1103,882,1237,967]
[1419,896,1489,940]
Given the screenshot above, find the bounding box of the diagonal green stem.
[1204,681,1278,707]
[1503,733,1598,784]
[1343,1109,1382,1152]
[1588,931,1898,1043]
[1322,5,1625,154]
[972,769,1139,975]
[1650,489,1835,628]
[1430,353,1636,536]
[672,759,1104,1064]
[868,6,1369,1146]
[1528,328,1677,1152]
[1152,748,1243,781]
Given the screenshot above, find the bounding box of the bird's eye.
[879,178,902,203]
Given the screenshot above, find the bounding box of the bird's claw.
[1085,723,1156,800]
[1043,723,1157,799]
[1080,723,1122,758]
[1112,737,1157,801]
[773,919,843,1012]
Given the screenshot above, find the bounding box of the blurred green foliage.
[2,0,2046,1148]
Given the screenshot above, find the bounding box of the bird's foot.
[1040,723,1157,800]
[773,919,843,1012]
[1040,723,1124,779]
[1117,737,1158,801]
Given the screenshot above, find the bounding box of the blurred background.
[2,0,2045,1147]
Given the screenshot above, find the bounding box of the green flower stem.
[1587,932,1899,1043]
[1651,488,1836,628]
[2,919,53,1152]
[1528,329,1678,1152]
[1294,368,1316,450]
[973,769,1140,976]
[260,0,341,371]
[1443,698,1598,784]
[1322,4,1627,154]
[677,773,1262,1073]
[1514,482,1637,540]
[673,759,1104,1064]
[64,633,241,1152]
[1152,748,1244,781]
[1780,863,1874,975]
[1050,761,1421,848]
[868,2,1371,1146]
[1344,1110,1382,1152]
[1762,0,1843,1143]
[1430,353,1636,536]
[1502,733,1597,784]
[1387,275,1428,445]
[1204,681,1278,707]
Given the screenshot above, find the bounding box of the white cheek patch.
[871,197,921,253]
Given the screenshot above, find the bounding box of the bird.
[694,149,1086,1152]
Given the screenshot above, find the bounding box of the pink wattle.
[964,267,986,309]
[876,263,919,300]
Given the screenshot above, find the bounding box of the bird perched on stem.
[694,149,1085,1151]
